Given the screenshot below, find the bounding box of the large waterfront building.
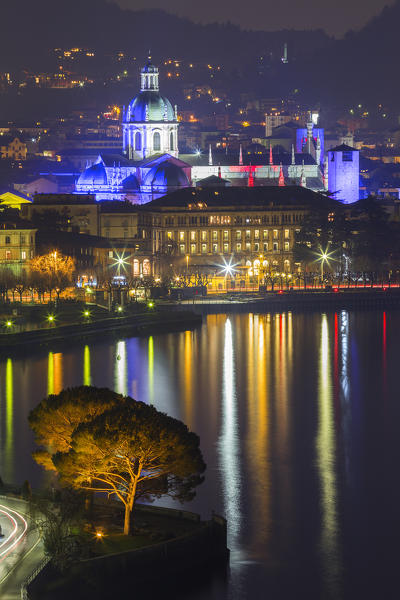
[22,186,339,280]
[139,186,338,279]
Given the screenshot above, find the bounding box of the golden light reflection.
[5,357,13,480]
[48,352,63,395]
[183,330,193,427]
[248,315,271,552]
[47,351,54,395]
[148,336,154,404]
[83,345,91,386]
[317,314,341,595]
[218,318,242,555]
[115,340,127,396]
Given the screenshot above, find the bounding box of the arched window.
[143,259,151,276]
[153,131,161,152]
[133,259,140,276]
[170,131,174,151]
[135,131,141,151]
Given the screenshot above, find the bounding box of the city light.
[219,257,239,277]
[148,302,154,308]
[5,320,13,328]
[83,310,91,318]
[111,251,130,274]
[47,315,55,323]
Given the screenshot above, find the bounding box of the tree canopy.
[29,386,124,470]
[29,387,206,535]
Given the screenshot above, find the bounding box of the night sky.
[117,0,395,36]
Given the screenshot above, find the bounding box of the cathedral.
[76,57,360,204]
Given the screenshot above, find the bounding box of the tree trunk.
[123,504,132,535]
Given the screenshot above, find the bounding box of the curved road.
[0,496,45,599]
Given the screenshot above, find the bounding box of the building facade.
[139,186,338,278]
[328,144,360,205]
[0,222,36,273]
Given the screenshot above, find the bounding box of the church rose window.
[135,131,141,151]
[153,132,161,151]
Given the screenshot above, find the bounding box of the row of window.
[130,130,175,152]
[3,235,33,244]
[160,214,303,226]
[2,250,31,260]
[177,241,290,254]
[167,229,292,242]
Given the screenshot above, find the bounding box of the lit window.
[284,241,290,252]
[21,250,26,259]
[212,230,218,241]
[236,230,241,240]
[180,244,185,254]
[273,229,278,239]
[223,243,229,253]
[236,243,242,252]
[284,229,290,239]
[5,250,11,259]
[254,230,260,239]
[213,243,218,253]
[190,231,196,241]
[223,230,228,240]
[246,230,251,239]
[108,250,113,258]
[201,230,207,241]
[202,243,207,253]
[167,231,173,240]
[190,243,196,254]
[179,231,185,241]
[245,242,251,251]
[254,242,259,252]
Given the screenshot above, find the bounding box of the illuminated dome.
[144,161,189,189]
[127,92,174,122]
[77,162,107,187]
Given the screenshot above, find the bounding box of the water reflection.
[115,340,127,396]
[317,314,342,596]
[5,358,13,480]
[1,311,399,600]
[47,352,63,395]
[83,345,91,386]
[148,336,154,404]
[218,318,242,557]
[183,330,193,428]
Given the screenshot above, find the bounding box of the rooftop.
[141,186,339,211]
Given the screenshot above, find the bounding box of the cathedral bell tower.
[122,56,179,161]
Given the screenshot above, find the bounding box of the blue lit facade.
[76,58,189,203]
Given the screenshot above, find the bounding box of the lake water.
[0,310,399,599]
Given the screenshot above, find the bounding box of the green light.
[83,310,90,317]
[117,306,123,312]
[83,345,91,386]
[5,320,12,328]
[47,315,55,322]
[148,302,154,308]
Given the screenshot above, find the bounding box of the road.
[0,496,45,599]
